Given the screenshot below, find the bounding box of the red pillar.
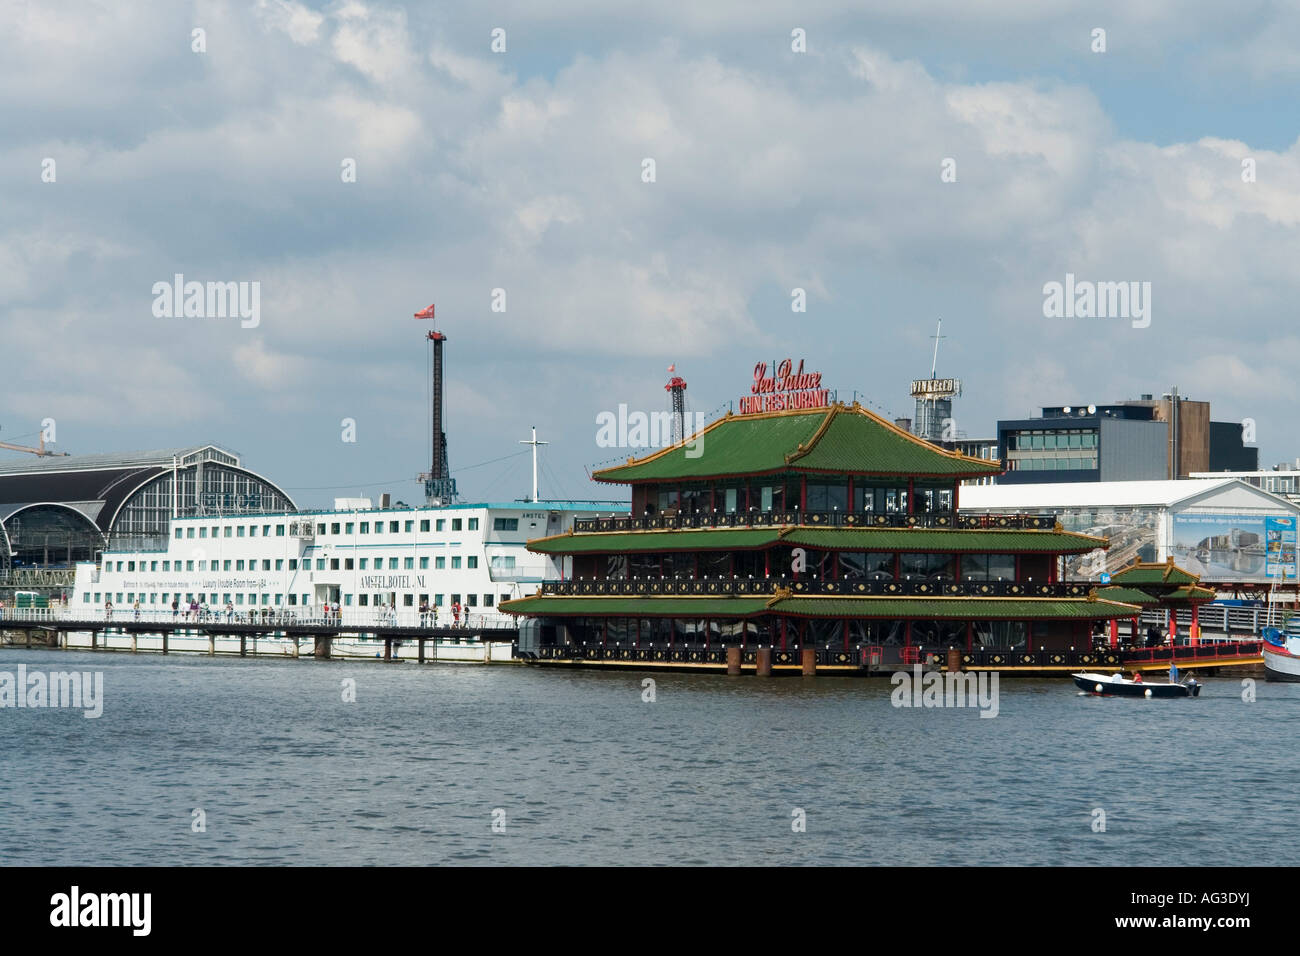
[1131,617,1139,646]
[842,619,849,651]
[800,476,807,512]
[847,476,854,515]
[907,479,914,515]
[1190,603,1200,647]
[905,620,913,646]
[965,620,973,651]
[1168,607,1176,643]
[1026,621,1033,653]
[952,482,959,512]
[780,618,788,651]
[1109,618,1118,649]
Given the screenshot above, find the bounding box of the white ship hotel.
[0,325,620,659]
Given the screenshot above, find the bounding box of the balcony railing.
[571,512,1056,533]
[538,577,1094,599]
[528,642,1263,668]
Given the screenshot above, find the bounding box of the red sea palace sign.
[738,359,831,414]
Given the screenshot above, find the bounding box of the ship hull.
[1263,642,1300,682]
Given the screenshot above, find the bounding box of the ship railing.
[539,577,1094,599]
[0,605,518,632]
[571,512,1056,533]
[527,643,1265,668]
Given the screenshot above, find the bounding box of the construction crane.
[0,426,69,457]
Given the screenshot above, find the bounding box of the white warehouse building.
[960,478,1300,585]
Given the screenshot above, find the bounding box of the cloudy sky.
[3,1,1299,508]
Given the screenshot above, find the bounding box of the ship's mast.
[520,426,549,503]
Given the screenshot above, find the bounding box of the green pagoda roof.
[1108,560,1202,587]
[592,403,1002,484]
[1095,586,1159,606]
[500,593,1138,620]
[526,525,1107,556]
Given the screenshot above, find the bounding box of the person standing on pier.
[105,599,113,621]
[171,598,179,619]
[133,599,140,621]
[452,601,461,627]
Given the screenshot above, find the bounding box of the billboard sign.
[1170,512,1291,582]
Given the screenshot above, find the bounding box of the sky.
[3,0,1299,509]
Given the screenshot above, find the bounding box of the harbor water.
[1,648,1295,866]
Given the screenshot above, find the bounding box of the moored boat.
[1262,618,1300,682]
[1072,672,1201,698]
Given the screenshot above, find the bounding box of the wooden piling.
[131,633,137,654]
[384,638,392,662]
[801,647,816,676]
[162,630,169,655]
[208,633,215,656]
[314,635,331,660]
[726,645,742,675]
[946,647,962,672]
[418,638,425,664]
[240,634,247,657]
[756,646,772,677]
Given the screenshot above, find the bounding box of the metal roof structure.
[0,444,240,476]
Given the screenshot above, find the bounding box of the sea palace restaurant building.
[503,403,1137,663]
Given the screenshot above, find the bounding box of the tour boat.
[1072,672,1201,698]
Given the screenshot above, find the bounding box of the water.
[1,648,1295,866]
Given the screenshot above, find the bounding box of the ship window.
[404,557,414,569]
[237,526,245,537]
[345,523,354,534]
[359,558,368,569]
[175,529,183,539]
[403,594,414,607]
[224,527,232,538]
[388,557,399,570]
[236,560,245,570]
[316,523,326,535]
[390,521,400,532]
[436,557,446,569]
[359,594,369,606]
[360,522,370,533]
[405,521,414,532]
[420,520,430,532]
[467,556,478,569]
[345,559,354,570]
[493,518,518,531]
[484,594,494,607]
[437,519,446,531]
[452,519,462,531]
[452,557,462,569]
[420,557,429,569]
[725,488,738,514]
[276,559,284,570]
[223,560,231,571]
[468,518,479,530]
[316,559,325,570]
[466,594,478,606]
[289,559,298,570]
[330,559,340,570]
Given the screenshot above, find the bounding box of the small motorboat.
[1072,672,1201,698]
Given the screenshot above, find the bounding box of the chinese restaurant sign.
[739,359,830,414]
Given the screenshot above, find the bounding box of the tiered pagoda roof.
[592,403,1002,482]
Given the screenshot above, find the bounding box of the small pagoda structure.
[1096,558,1216,647]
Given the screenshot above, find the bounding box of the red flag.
[413,304,436,319]
[668,363,675,373]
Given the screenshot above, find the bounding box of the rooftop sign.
[739,359,830,414]
[910,378,960,398]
